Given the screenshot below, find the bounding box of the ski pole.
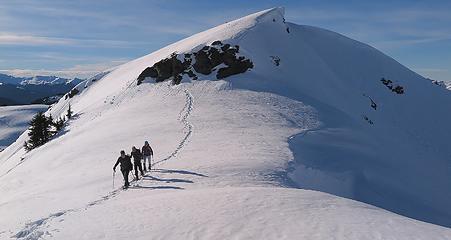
[113,171,116,189]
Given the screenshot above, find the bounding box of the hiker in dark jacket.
[113,150,133,189]
[131,146,144,179]
[142,141,154,171]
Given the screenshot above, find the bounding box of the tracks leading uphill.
[12,88,195,240]
[154,88,194,166]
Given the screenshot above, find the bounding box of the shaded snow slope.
[1,7,451,239]
[34,188,451,240]
[0,105,47,151]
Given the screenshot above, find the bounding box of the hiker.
[113,150,133,189]
[142,141,154,171]
[131,146,144,179]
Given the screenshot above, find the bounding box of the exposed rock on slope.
[137,41,253,85]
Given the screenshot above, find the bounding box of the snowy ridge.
[1,7,451,239]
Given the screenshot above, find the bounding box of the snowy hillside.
[0,105,47,151]
[1,7,451,240]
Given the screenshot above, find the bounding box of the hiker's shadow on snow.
[131,185,184,190]
[70,112,83,120]
[143,175,194,184]
[152,168,209,177]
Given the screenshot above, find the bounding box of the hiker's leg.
[122,170,129,187]
[144,155,150,171]
[142,158,146,171]
[134,164,139,179]
[139,163,144,176]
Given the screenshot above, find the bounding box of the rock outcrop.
[137,41,253,85]
[381,78,404,94]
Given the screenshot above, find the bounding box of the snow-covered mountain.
[0,105,47,151]
[1,7,451,239]
[0,73,83,86]
[0,73,85,105]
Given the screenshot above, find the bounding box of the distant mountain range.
[0,73,84,106]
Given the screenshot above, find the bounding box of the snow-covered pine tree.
[24,112,53,151]
[52,117,65,132]
[66,104,73,119]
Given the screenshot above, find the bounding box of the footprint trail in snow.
[12,88,195,240]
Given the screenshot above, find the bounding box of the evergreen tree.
[66,104,73,119]
[52,117,65,132]
[24,112,53,151]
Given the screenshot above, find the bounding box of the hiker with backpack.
[131,146,144,180]
[142,141,154,171]
[113,150,133,189]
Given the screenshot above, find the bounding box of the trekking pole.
[113,171,116,189]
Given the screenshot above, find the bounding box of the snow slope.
[1,7,451,240]
[0,105,47,151]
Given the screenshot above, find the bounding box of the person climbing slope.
[142,141,154,171]
[131,146,144,180]
[113,150,133,189]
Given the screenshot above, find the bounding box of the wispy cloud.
[0,33,72,46]
[0,59,129,78]
[0,32,152,48]
[367,36,451,50]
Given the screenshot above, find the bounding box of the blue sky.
[0,0,450,81]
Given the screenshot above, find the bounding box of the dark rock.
[154,58,174,81]
[223,49,239,66]
[68,88,79,98]
[381,78,404,94]
[217,59,253,79]
[137,42,253,85]
[193,50,213,75]
[362,115,374,125]
[270,56,281,66]
[173,74,183,85]
[393,86,404,94]
[381,78,392,86]
[221,44,230,51]
[363,94,377,110]
[137,67,158,85]
[186,70,196,78]
[209,47,223,67]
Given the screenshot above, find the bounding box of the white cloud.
[0,59,129,78]
[0,33,73,46]
[0,32,151,48]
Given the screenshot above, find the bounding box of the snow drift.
[1,7,451,239]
